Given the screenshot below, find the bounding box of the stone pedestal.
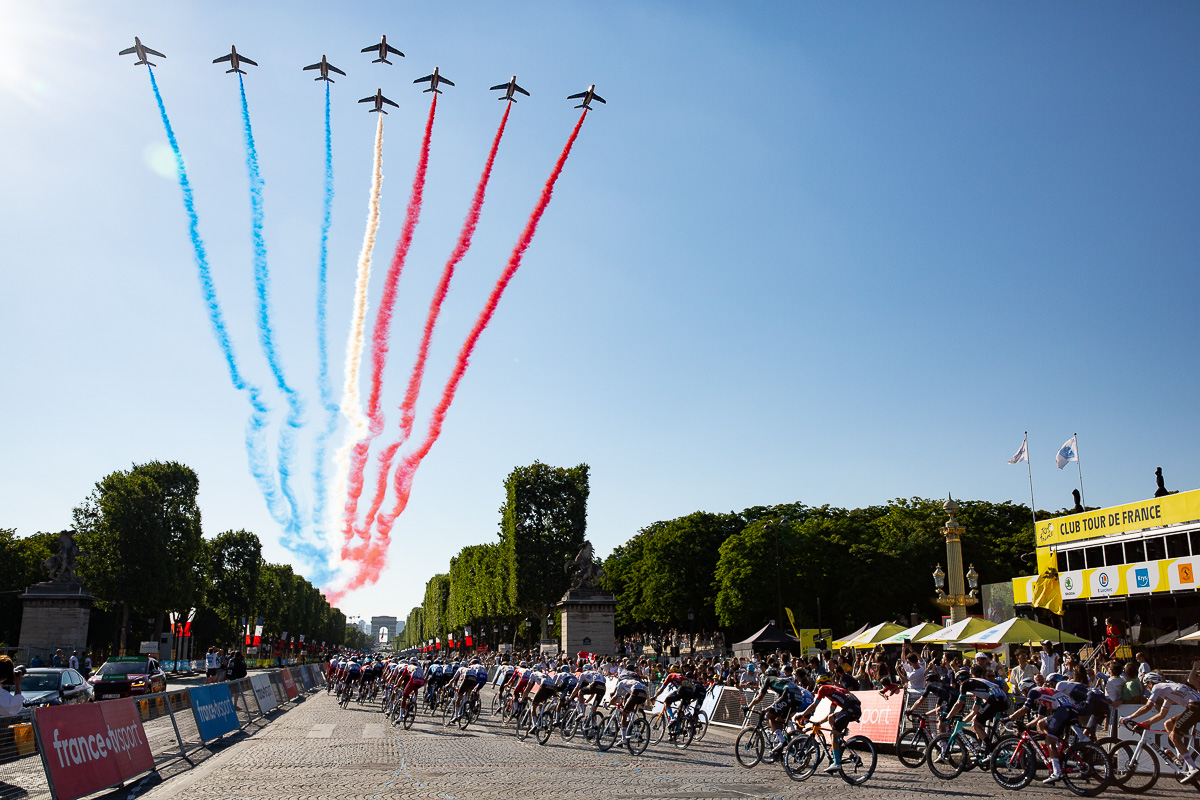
[557,588,616,657]
[17,581,94,665]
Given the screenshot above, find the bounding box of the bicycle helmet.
[1045,673,1065,685]
[1141,672,1164,686]
[815,675,833,686]
[765,667,780,678]
[470,658,481,666]
[1018,678,1037,694]
[954,668,970,682]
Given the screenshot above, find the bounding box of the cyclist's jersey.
[553,671,578,691]
[765,677,805,703]
[814,683,859,710]
[1023,686,1074,712]
[467,665,488,684]
[958,678,1007,703]
[372,662,384,678]
[527,670,551,687]
[916,681,955,709]
[347,663,362,678]
[496,665,516,684]
[579,669,605,685]
[408,664,425,681]
[1149,681,1200,709]
[615,675,648,699]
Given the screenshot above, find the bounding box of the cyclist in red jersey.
[797,675,863,774]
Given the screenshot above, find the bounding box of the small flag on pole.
[1056,435,1078,469]
[1008,436,1029,464]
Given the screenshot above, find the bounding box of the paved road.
[138,687,1198,800]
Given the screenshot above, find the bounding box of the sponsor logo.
[1098,572,1109,588]
[1135,568,1150,589]
[1063,576,1074,592]
[1039,522,1056,543]
[1180,564,1194,585]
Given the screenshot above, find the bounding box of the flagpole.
[1024,432,1038,530]
[1074,432,1086,507]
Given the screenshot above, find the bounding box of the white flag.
[1056,435,1078,469]
[1007,436,1028,464]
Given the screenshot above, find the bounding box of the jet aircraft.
[362,35,404,65]
[489,76,530,102]
[567,84,605,110]
[359,89,399,114]
[413,67,454,94]
[118,37,165,67]
[213,46,258,74]
[303,55,346,82]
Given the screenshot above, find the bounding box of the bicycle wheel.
[650,714,668,745]
[490,691,501,715]
[989,736,1035,790]
[560,708,580,742]
[586,711,605,746]
[673,716,695,750]
[516,707,533,741]
[402,699,416,730]
[926,732,968,779]
[1062,742,1113,797]
[693,709,710,741]
[782,735,820,781]
[535,710,553,745]
[596,713,619,752]
[735,727,766,769]
[441,701,455,727]
[627,717,651,756]
[896,727,931,769]
[1110,740,1159,794]
[470,696,482,724]
[458,703,473,731]
[839,735,877,786]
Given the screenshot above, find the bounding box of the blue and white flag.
[1056,435,1078,469]
[1007,436,1029,465]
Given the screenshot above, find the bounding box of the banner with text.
[249,673,278,714]
[280,668,299,700]
[33,698,154,800]
[190,683,240,742]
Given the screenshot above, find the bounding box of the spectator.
[1122,662,1144,702]
[30,653,44,668]
[1135,651,1151,678]
[1009,649,1037,690]
[1104,617,1122,659]
[218,649,229,682]
[1037,640,1059,677]
[52,649,65,668]
[0,656,25,717]
[205,647,219,684]
[82,652,92,679]
[228,651,248,681]
[69,651,79,671]
[1104,661,1125,730]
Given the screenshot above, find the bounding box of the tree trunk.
[118,601,129,656]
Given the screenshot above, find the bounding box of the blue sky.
[2,1,1198,623]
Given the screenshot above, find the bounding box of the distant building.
[371,616,399,646]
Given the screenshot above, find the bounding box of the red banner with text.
[281,668,299,699]
[33,698,155,800]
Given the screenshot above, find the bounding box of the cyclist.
[660,667,705,723]
[944,665,1010,756]
[743,666,805,756]
[526,664,559,721]
[570,661,608,716]
[1006,673,1077,784]
[904,672,957,738]
[797,674,863,774]
[550,664,579,719]
[611,666,649,746]
[1121,671,1200,784]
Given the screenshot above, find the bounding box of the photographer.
[1,656,26,716]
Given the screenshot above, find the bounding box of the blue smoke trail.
[237,75,321,574]
[146,66,286,527]
[310,82,338,572]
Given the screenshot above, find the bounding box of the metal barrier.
[0,667,321,800]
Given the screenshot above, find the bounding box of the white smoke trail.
[328,114,384,565]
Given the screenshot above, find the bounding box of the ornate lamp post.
[933,496,980,623]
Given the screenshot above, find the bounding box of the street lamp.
[933,565,946,590]
[687,606,695,654]
[932,497,979,622]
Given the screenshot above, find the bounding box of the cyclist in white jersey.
[1122,672,1200,784]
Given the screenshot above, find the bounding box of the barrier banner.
[249,673,278,714]
[33,698,154,800]
[281,668,299,700]
[190,683,240,742]
[813,691,904,743]
[296,665,313,691]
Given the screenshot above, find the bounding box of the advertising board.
[280,668,299,700]
[32,698,154,800]
[249,673,278,714]
[189,683,240,742]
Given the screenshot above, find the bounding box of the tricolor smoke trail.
[358,102,513,538]
[330,112,385,548]
[309,82,338,574]
[146,66,281,520]
[339,109,590,592]
[237,74,308,556]
[340,95,437,550]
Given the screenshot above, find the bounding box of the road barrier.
[0,664,326,800]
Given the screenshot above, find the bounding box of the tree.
[344,624,372,651]
[498,461,589,638]
[0,529,56,645]
[73,461,205,654]
[421,574,451,643]
[205,530,263,644]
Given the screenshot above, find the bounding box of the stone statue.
[41,529,83,583]
[1155,467,1169,498]
[565,541,606,591]
[1071,489,1084,514]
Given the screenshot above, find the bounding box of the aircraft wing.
[303,63,321,71]
[414,74,434,84]
[360,44,377,54]
[358,95,376,103]
[386,44,404,56]
[382,96,399,108]
[145,47,166,58]
[489,83,508,91]
[118,46,137,55]
[515,84,530,97]
[440,76,455,86]
[330,64,347,76]
[566,91,586,99]
[213,54,232,63]
[241,56,259,66]
[591,93,606,104]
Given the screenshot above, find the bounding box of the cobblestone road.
[137,688,1199,800]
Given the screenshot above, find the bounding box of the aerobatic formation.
[119,36,602,599]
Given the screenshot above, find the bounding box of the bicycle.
[896,710,938,768]
[780,717,877,786]
[596,704,650,755]
[1109,718,1200,794]
[515,703,555,745]
[927,715,1005,779]
[989,720,1112,796]
[735,706,779,769]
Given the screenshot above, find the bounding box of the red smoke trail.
[341,95,437,553]
[358,103,513,537]
[340,109,589,591]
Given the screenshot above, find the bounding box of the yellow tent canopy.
[958,616,1087,646]
[915,617,996,644]
[879,622,944,645]
[841,622,908,649]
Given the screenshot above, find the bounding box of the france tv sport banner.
[814,691,904,743]
[249,673,278,714]
[296,664,313,690]
[281,668,299,699]
[33,698,154,800]
[189,683,240,742]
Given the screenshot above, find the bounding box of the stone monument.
[556,542,616,657]
[18,530,94,664]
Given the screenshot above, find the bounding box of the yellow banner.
[1035,488,1200,549]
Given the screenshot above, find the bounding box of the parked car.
[89,656,167,700]
[13,668,93,720]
